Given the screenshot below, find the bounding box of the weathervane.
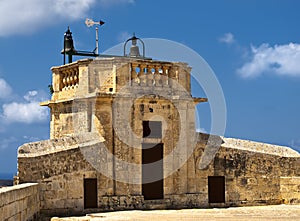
[85,18,105,54]
[61,20,150,65]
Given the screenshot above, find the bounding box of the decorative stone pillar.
[146,65,154,86]
[153,66,161,87]
[131,63,138,86]
[162,66,169,86]
[139,65,146,86]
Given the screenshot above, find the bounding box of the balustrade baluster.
[162,66,169,86]
[70,70,74,89]
[147,65,154,86]
[60,72,66,91]
[74,70,78,87]
[154,66,161,86]
[131,63,138,86]
[66,71,71,89]
[139,65,146,86]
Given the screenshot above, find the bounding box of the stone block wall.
[18,130,300,215]
[39,171,95,217]
[280,177,300,204]
[280,157,300,177]
[213,147,282,206]
[18,133,147,216]
[210,138,300,206]
[18,135,98,216]
[17,131,300,218]
[0,183,40,221]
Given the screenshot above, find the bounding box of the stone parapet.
[0,183,40,221]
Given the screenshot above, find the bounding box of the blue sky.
[0,0,300,176]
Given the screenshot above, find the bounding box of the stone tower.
[17,36,300,217]
[41,46,207,197]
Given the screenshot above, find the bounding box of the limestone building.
[17,35,300,217]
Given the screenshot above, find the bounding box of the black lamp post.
[61,27,99,65]
[61,27,77,65]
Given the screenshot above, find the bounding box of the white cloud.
[0,137,17,149]
[53,0,96,20]
[1,90,48,124]
[0,0,135,36]
[237,43,300,78]
[0,78,12,99]
[23,90,40,102]
[219,33,235,44]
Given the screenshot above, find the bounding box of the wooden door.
[84,178,98,209]
[142,143,164,200]
[208,176,225,203]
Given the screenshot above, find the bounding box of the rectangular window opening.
[143,121,162,138]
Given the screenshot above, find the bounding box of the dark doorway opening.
[142,143,164,200]
[84,178,98,209]
[208,176,225,203]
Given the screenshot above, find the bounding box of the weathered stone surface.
[50,205,300,221]
[222,137,300,157]
[280,177,300,204]
[0,183,40,221]
[16,57,300,218]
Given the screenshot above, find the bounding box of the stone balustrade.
[49,58,191,101]
[59,66,79,91]
[130,62,175,87]
[51,59,93,98]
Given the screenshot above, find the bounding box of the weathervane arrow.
[85,18,105,54]
[85,18,105,27]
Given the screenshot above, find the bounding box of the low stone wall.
[0,183,40,221]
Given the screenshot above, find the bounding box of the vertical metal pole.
[95,26,99,55]
[68,55,72,64]
[63,37,66,65]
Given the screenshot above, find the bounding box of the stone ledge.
[222,137,300,157]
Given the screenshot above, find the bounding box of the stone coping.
[51,57,189,71]
[222,137,300,157]
[196,133,300,157]
[0,183,38,193]
[18,133,104,158]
